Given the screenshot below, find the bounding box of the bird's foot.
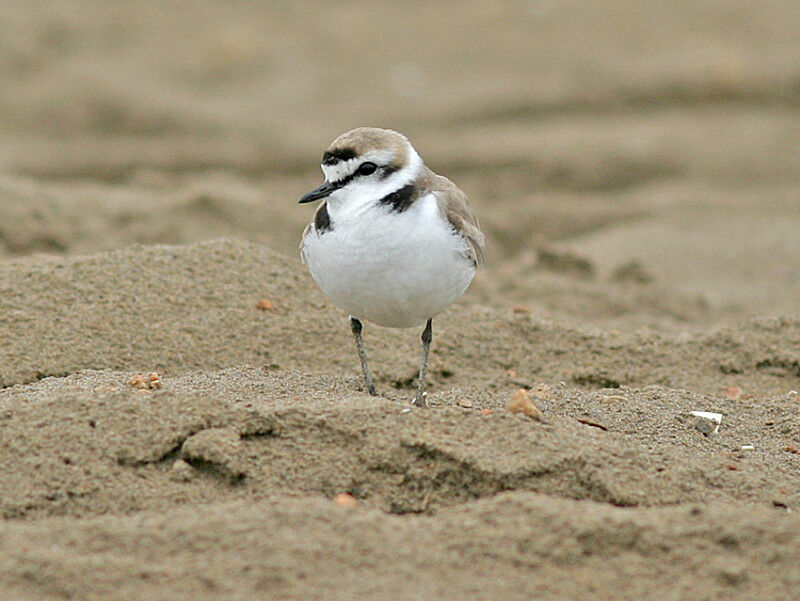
[411,391,428,408]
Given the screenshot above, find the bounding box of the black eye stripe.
[381,163,400,179]
[331,172,356,187]
[328,161,394,187]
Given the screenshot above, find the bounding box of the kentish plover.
[300,127,484,407]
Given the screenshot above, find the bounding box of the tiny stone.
[456,399,473,409]
[128,374,149,389]
[694,417,716,436]
[256,298,274,311]
[506,388,543,421]
[333,493,358,508]
[148,372,162,389]
[724,385,742,400]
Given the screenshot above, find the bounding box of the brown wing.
[422,167,485,267]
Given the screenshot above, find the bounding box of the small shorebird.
[299,127,484,407]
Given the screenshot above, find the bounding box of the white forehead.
[321,149,395,183]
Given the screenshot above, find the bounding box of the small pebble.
[128,374,148,389]
[690,411,722,436]
[333,493,358,508]
[148,372,162,389]
[506,388,543,421]
[694,418,716,437]
[256,298,274,311]
[128,372,162,390]
[724,386,742,400]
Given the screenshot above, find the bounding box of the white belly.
[301,193,476,328]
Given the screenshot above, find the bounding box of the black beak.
[299,180,340,204]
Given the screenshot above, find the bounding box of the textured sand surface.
[2,1,800,599]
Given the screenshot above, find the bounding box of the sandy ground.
[2,1,800,599]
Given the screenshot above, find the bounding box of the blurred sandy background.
[2,2,800,599]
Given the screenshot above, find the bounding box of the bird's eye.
[356,162,377,176]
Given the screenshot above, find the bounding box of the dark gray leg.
[350,317,377,395]
[412,318,433,408]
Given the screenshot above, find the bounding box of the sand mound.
[1,241,799,599]
[2,494,798,601]
[3,240,800,398]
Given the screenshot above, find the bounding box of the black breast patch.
[315,202,332,233]
[378,184,418,213]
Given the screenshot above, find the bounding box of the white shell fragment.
[690,411,722,423]
[690,411,722,436]
[740,444,755,451]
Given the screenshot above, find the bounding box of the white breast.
[301,192,476,328]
